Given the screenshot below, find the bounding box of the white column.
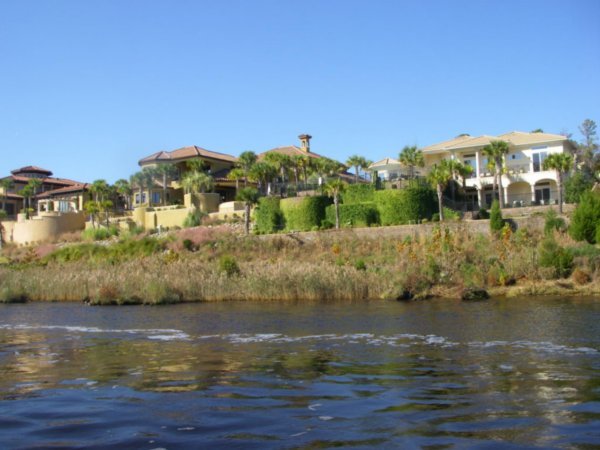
[477,187,483,209]
[475,151,481,178]
[530,184,536,204]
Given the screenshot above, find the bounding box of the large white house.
[421,131,575,209]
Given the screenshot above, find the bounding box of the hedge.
[254,197,284,234]
[280,196,331,231]
[325,202,380,228]
[341,184,376,204]
[374,183,436,225]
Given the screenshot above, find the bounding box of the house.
[368,157,419,182]
[0,166,89,217]
[136,145,239,205]
[421,131,576,209]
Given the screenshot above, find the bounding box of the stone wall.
[4,212,86,245]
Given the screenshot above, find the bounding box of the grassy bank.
[1,221,599,304]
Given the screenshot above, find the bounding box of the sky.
[1,0,599,183]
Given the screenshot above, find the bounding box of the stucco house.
[421,131,576,209]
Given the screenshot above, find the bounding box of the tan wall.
[132,205,194,230]
[183,193,220,213]
[6,212,86,245]
[219,201,245,213]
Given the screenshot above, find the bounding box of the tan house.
[421,131,576,208]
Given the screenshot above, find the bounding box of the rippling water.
[0,298,599,449]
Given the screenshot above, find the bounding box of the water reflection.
[0,298,599,449]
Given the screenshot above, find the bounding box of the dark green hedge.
[325,202,380,228]
[374,182,436,225]
[341,184,376,204]
[280,196,331,231]
[254,197,284,234]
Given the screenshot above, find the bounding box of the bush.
[325,203,380,228]
[544,209,566,234]
[183,210,204,228]
[432,208,461,222]
[341,184,376,204]
[219,255,240,277]
[489,200,503,232]
[82,226,119,241]
[569,192,600,243]
[280,196,330,231]
[538,236,574,278]
[182,238,195,251]
[565,172,594,204]
[254,197,284,234]
[354,259,367,271]
[477,208,489,219]
[45,237,166,263]
[374,182,436,225]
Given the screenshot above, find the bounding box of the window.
[58,201,70,212]
[135,193,147,204]
[510,152,524,160]
[152,192,161,204]
[532,152,548,172]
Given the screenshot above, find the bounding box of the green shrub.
[219,255,240,277]
[82,226,119,241]
[538,236,574,278]
[569,191,600,243]
[374,182,436,226]
[280,196,330,231]
[544,209,566,234]
[182,238,194,251]
[478,208,489,219]
[183,210,203,228]
[432,207,461,222]
[565,172,594,204]
[354,259,367,271]
[45,237,165,263]
[341,184,376,204]
[489,200,503,232]
[325,203,380,228]
[254,197,284,234]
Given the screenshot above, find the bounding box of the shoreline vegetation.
[1,206,599,304]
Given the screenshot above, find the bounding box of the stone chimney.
[298,134,312,153]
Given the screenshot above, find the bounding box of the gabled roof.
[9,175,81,186]
[258,146,324,160]
[445,135,501,150]
[421,135,474,153]
[36,183,90,199]
[496,131,569,146]
[11,166,53,176]
[139,146,238,165]
[368,158,402,169]
[423,131,572,153]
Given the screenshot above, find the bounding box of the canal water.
[0,298,599,449]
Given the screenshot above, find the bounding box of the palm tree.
[346,155,368,183]
[181,171,214,195]
[399,145,425,179]
[238,151,258,187]
[236,187,260,235]
[427,160,453,221]
[84,200,100,228]
[114,179,132,210]
[26,178,42,213]
[323,179,347,229]
[0,178,14,212]
[155,163,178,205]
[90,179,110,203]
[141,167,158,206]
[249,161,277,195]
[129,172,145,207]
[483,140,510,208]
[543,153,573,214]
[227,168,245,193]
[0,209,7,249]
[296,154,312,186]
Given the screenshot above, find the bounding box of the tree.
[0,178,14,212]
[0,209,7,250]
[427,160,453,221]
[295,154,312,185]
[489,200,504,232]
[20,183,36,219]
[578,119,598,170]
[129,172,145,207]
[569,191,600,244]
[248,161,277,194]
[238,151,258,187]
[114,179,132,210]
[346,155,368,183]
[85,200,100,229]
[483,140,510,208]
[181,171,214,195]
[399,146,425,179]
[227,168,245,193]
[264,152,292,187]
[236,187,260,235]
[565,172,594,203]
[323,179,347,229]
[543,153,573,214]
[90,179,110,203]
[155,163,178,206]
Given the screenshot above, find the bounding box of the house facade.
[421,131,575,209]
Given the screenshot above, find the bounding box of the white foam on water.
[308,403,321,411]
[318,416,334,421]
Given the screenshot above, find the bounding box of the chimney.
[298,134,312,153]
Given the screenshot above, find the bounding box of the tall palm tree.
[20,184,34,219]
[238,151,258,187]
[346,155,368,183]
[483,140,510,208]
[543,153,573,214]
[236,187,260,235]
[181,171,214,195]
[114,179,132,210]
[264,152,292,187]
[141,167,158,206]
[427,160,453,222]
[90,179,110,203]
[323,179,347,229]
[155,163,178,205]
[227,168,245,193]
[249,161,277,195]
[129,172,145,207]
[0,178,14,212]
[296,154,312,186]
[399,146,425,179]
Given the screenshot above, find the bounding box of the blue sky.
[1,0,599,183]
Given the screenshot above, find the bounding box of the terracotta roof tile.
[36,183,90,198]
[139,146,238,165]
[11,166,53,175]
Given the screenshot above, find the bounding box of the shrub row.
[325,203,380,228]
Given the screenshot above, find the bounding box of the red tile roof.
[139,146,238,165]
[259,146,324,160]
[9,175,82,186]
[36,183,90,199]
[11,166,53,176]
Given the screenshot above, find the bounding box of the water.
[0,298,599,449]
